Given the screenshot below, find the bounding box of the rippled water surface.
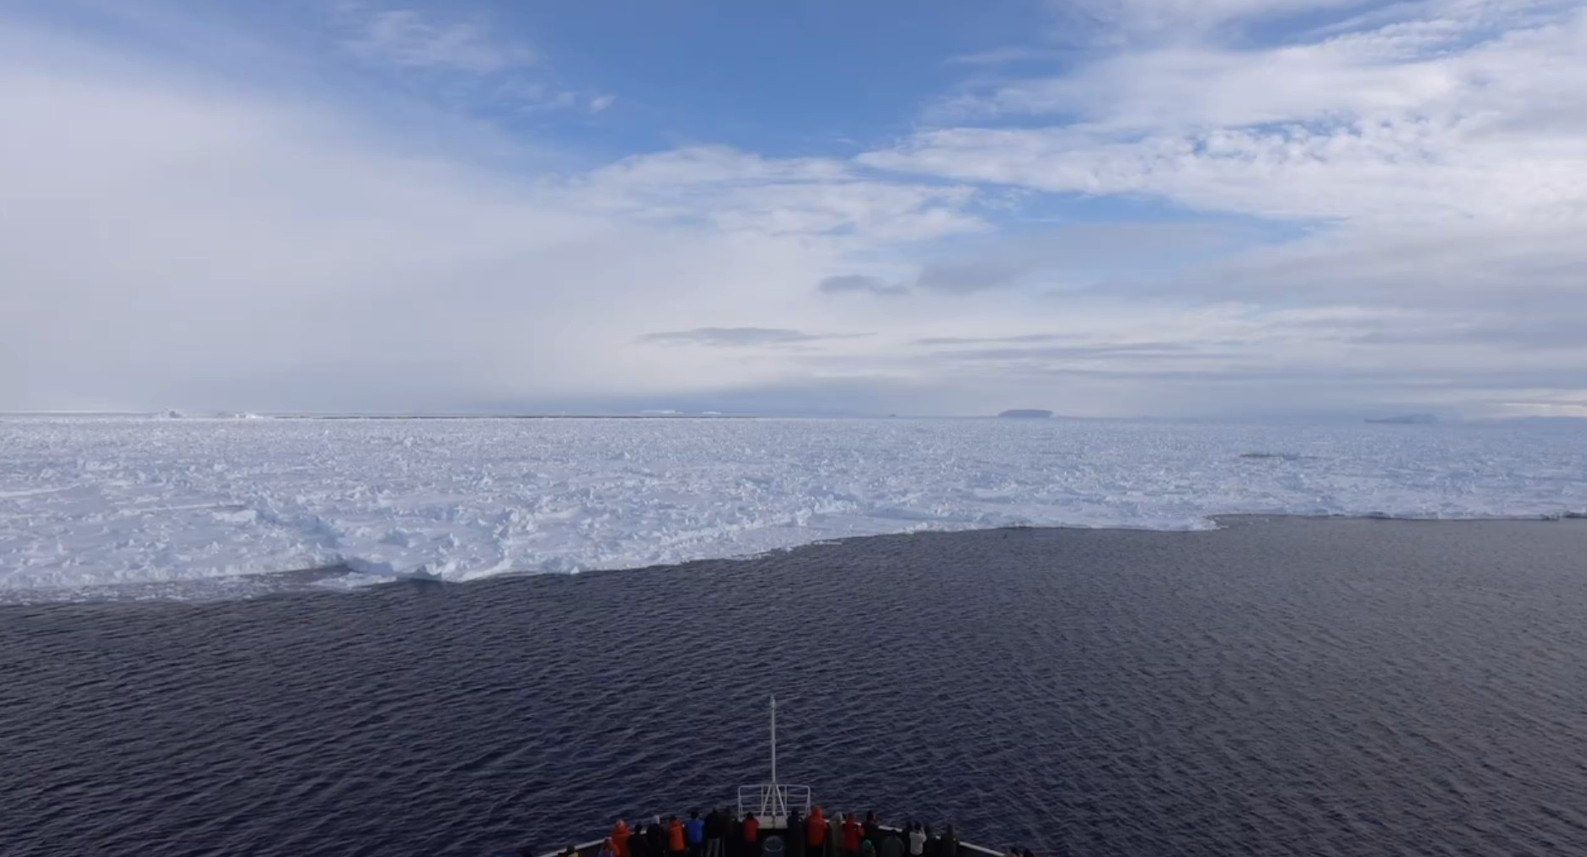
[5,518,1587,856]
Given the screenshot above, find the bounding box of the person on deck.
[629,823,649,857]
[649,818,668,857]
[705,807,725,857]
[938,826,958,857]
[841,814,864,857]
[742,810,761,857]
[805,807,828,857]
[878,826,903,857]
[613,821,632,857]
[728,812,743,857]
[789,807,805,857]
[598,838,617,857]
[686,811,706,857]
[863,813,879,849]
[906,824,925,857]
[668,817,688,857]
[827,812,843,857]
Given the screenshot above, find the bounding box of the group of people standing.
[576,809,759,857]
[792,808,954,857]
[564,807,975,857]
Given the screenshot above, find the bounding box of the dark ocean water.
[5,517,1587,857]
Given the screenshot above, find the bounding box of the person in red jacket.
[805,807,828,857]
[742,812,760,857]
[841,814,864,857]
[613,821,632,857]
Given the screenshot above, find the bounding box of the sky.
[2,0,1585,418]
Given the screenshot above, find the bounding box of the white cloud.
[849,0,1587,414]
[945,46,1065,65]
[638,327,857,346]
[4,2,1585,417]
[883,4,1587,225]
[0,20,987,413]
[563,146,986,243]
[347,8,533,73]
[1056,0,1570,42]
[818,275,911,297]
[339,6,607,115]
[1083,0,1360,28]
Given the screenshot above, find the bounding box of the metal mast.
[735,695,808,825]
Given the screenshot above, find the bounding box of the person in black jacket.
[648,817,668,857]
[705,808,726,857]
[938,826,957,857]
[728,812,743,857]
[862,813,879,849]
[788,807,805,857]
[877,827,903,857]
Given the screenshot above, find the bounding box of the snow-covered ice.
[2,416,1584,601]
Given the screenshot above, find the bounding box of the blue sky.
[3,0,1586,417]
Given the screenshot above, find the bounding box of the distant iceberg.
[998,409,1053,419]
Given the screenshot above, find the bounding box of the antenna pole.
[770,695,778,787]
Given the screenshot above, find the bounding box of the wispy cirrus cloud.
[569,145,984,242]
[915,333,1103,346]
[929,341,1223,362]
[339,5,609,115]
[346,8,534,73]
[1050,0,1386,41]
[817,275,911,297]
[875,1,1587,224]
[945,45,1066,65]
[854,0,1587,416]
[638,327,864,347]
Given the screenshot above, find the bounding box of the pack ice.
[2,416,1584,600]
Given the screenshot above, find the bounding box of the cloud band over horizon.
[3,0,1585,418]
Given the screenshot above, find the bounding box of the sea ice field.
[2,415,1584,601]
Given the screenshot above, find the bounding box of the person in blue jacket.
[686,810,706,857]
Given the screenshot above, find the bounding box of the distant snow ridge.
[1,416,1585,601]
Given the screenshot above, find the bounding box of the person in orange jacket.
[805,807,828,857]
[613,821,632,857]
[668,817,688,857]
